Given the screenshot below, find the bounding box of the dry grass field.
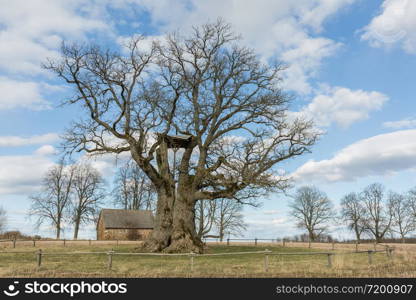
[0,240,415,278]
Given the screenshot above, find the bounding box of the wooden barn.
[96,209,154,240]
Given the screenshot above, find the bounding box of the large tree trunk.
[164,193,203,253]
[141,189,174,252]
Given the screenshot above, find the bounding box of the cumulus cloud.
[294,86,389,128]
[34,145,57,156]
[0,133,59,147]
[383,117,416,129]
[292,129,416,183]
[131,0,356,94]
[0,0,110,75]
[361,0,416,54]
[0,153,55,195]
[0,78,54,110]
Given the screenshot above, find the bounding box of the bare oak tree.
[44,20,318,252]
[29,161,74,239]
[113,161,156,211]
[214,198,247,241]
[289,186,334,242]
[195,200,217,239]
[340,192,365,242]
[70,162,106,239]
[359,183,393,243]
[389,192,414,243]
[408,187,416,220]
[0,206,7,233]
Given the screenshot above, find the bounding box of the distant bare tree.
[340,192,365,243]
[389,192,415,243]
[113,161,156,211]
[214,198,247,241]
[289,186,334,242]
[408,187,416,219]
[29,160,74,239]
[0,206,7,233]
[70,162,106,239]
[195,200,217,239]
[360,183,393,243]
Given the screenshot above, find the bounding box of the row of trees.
[289,183,416,243]
[29,160,106,239]
[29,159,247,240]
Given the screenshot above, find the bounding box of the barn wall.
[96,215,105,240]
[100,229,153,240]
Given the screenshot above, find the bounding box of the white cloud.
[34,145,57,156]
[292,129,416,183]
[0,78,53,110]
[263,210,281,215]
[0,0,110,75]
[132,0,356,94]
[361,0,416,54]
[294,86,389,128]
[383,117,416,129]
[0,153,55,195]
[0,133,59,147]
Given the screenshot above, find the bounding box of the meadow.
[1,240,415,278]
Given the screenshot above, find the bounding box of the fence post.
[227,238,230,246]
[255,238,258,246]
[63,239,66,247]
[264,249,269,272]
[355,241,358,252]
[388,248,393,259]
[327,253,333,268]
[107,251,113,270]
[308,240,311,249]
[368,250,373,265]
[13,238,16,248]
[189,252,195,272]
[33,240,36,247]
[36,249,42,268]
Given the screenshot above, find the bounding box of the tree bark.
[73,219,80,240]
[141,189,174,252]
[164,193,203,253]
[56,224,61,239]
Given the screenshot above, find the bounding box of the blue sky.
[1,0,416,239]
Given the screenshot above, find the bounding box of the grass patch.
[0,243,413,278]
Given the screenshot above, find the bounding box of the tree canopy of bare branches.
[29,161,74,239]
[359,183,393,242]
[44,20,318,252]
[0,207,6,233]
[340,192,365,242]
[389,191,415,243]
[214,198,247,241]
[289,186,334,242]
[70,162,106,239]
[112,161,156,211]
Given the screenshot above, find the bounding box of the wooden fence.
[0,247,394,272]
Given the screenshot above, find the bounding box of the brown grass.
[0,241,415,278]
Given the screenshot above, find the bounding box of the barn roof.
[99,209,154,229]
